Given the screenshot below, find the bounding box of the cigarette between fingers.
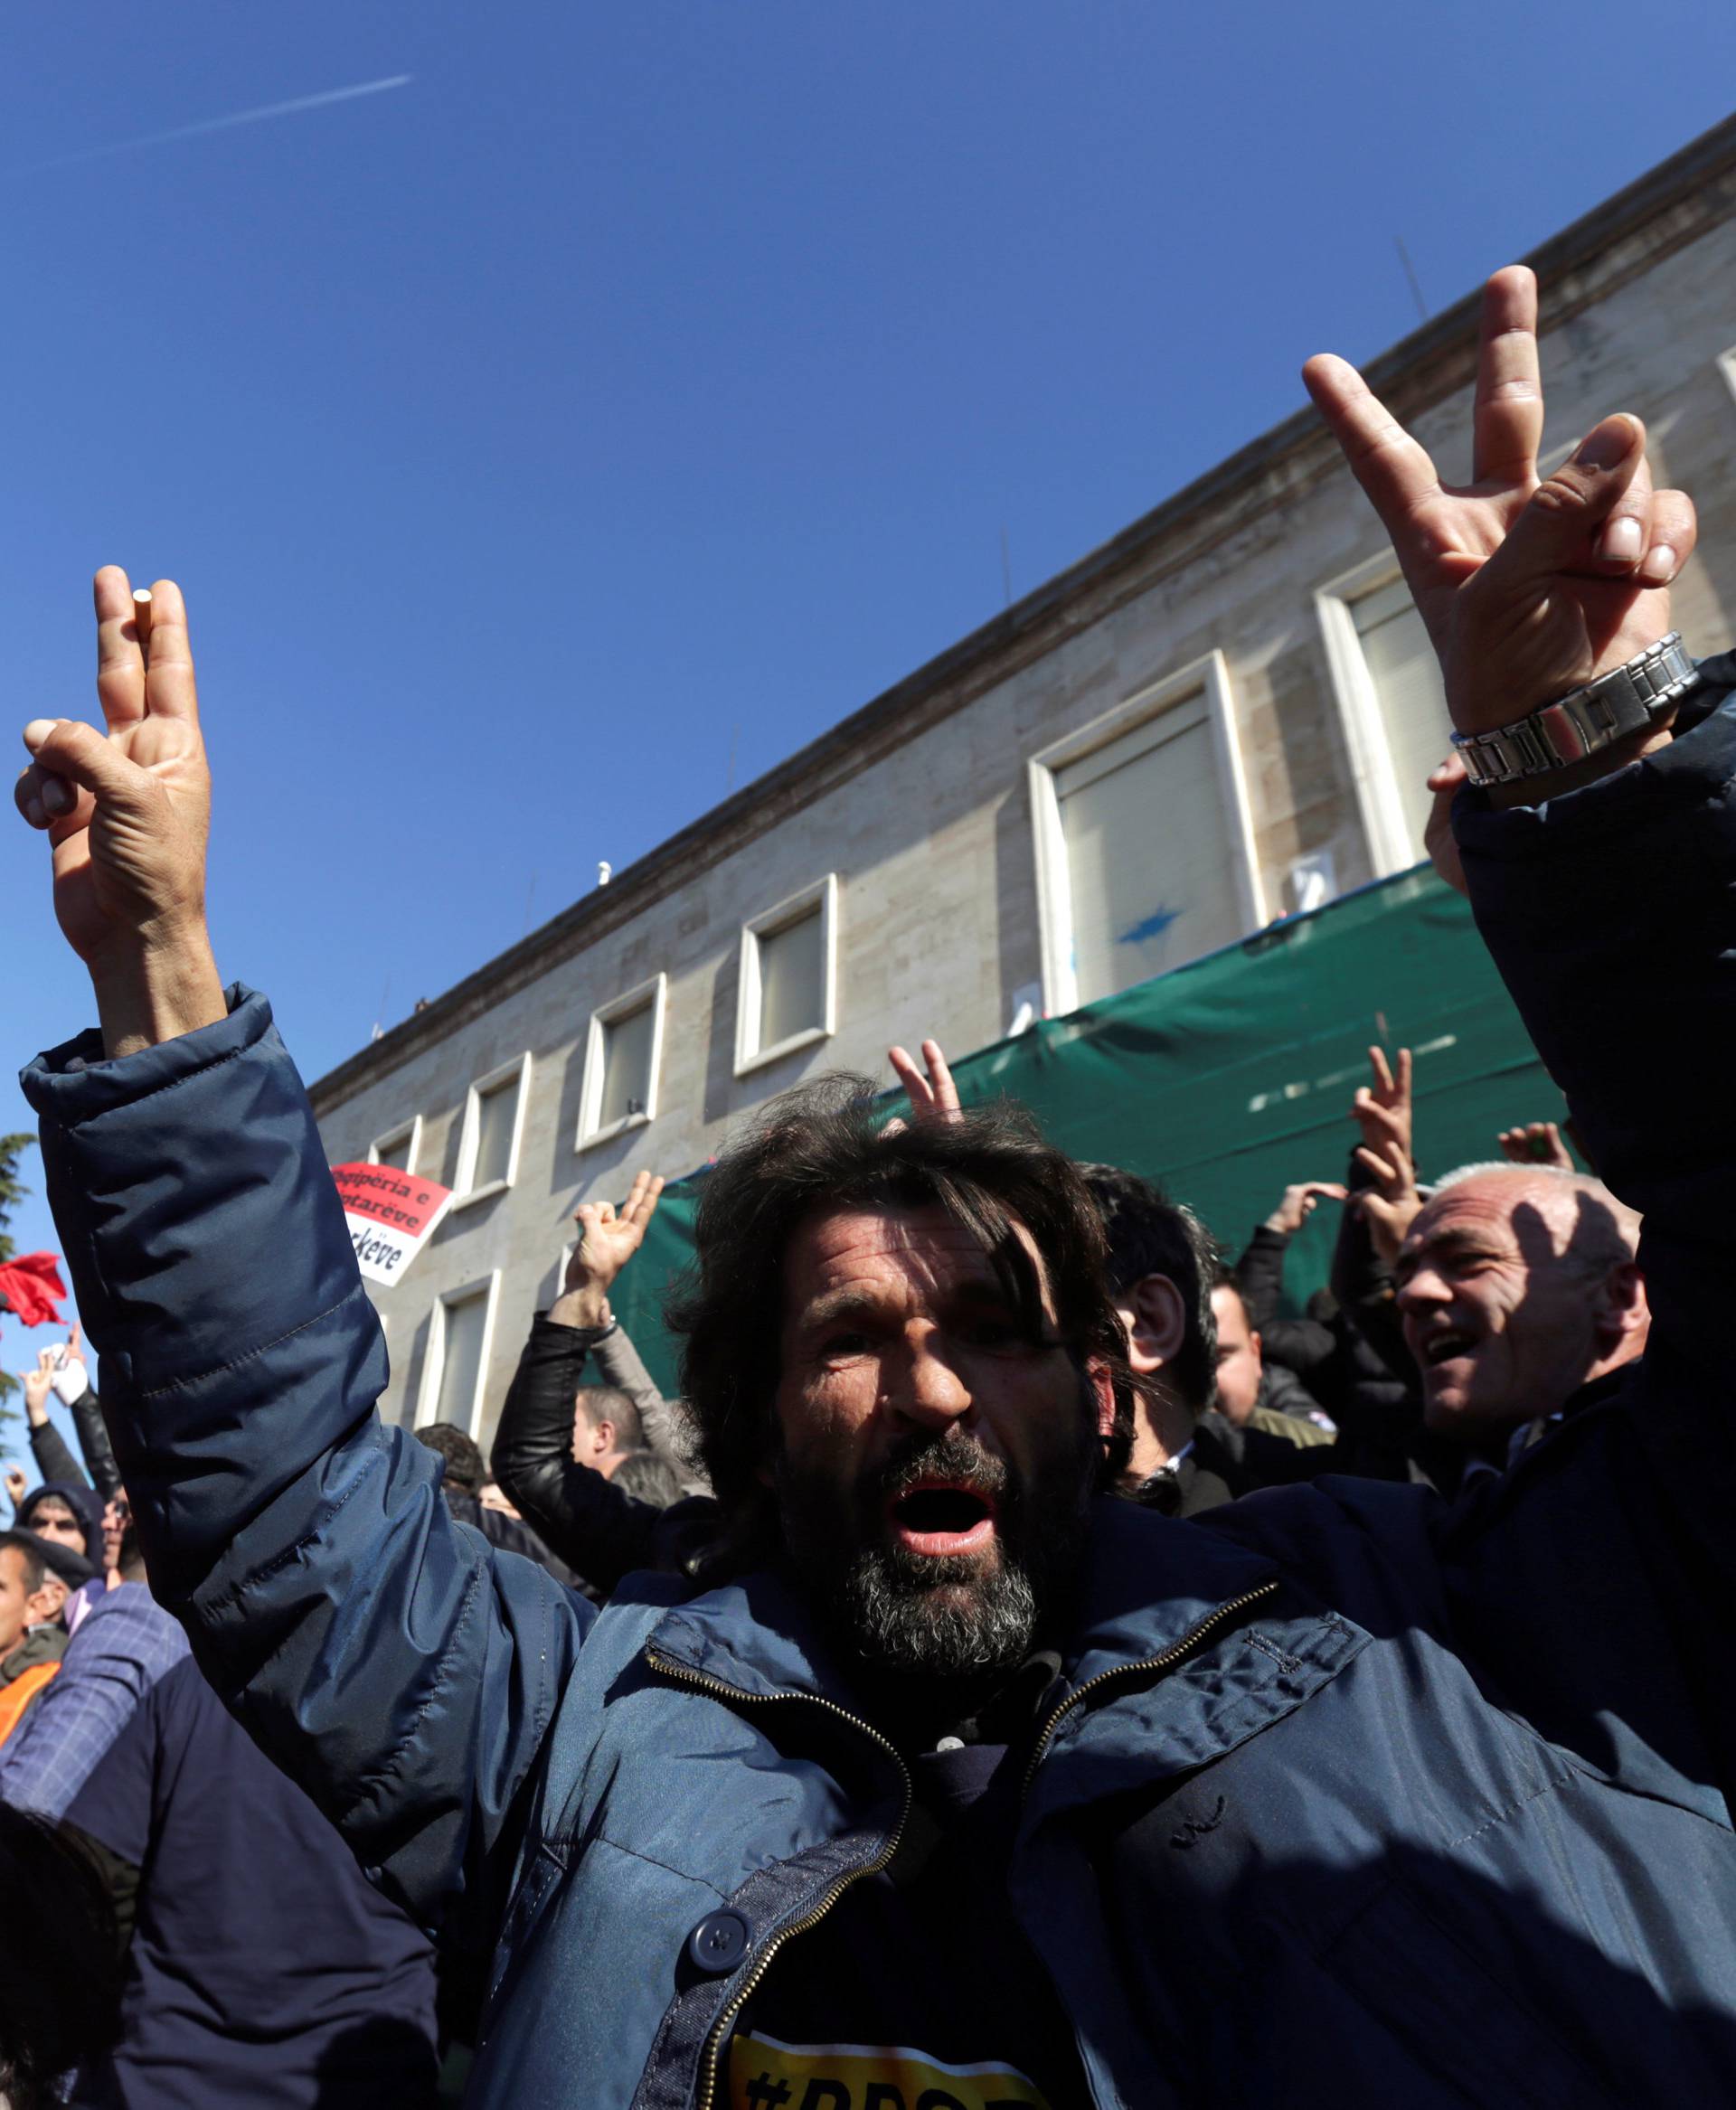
[133,589,153,663]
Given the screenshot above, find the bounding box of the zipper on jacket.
[1020,1579,1281,1801]
[643,1648,914,2110]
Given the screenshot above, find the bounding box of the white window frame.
[1315,551,1440,882]
[367,1114,424,1177]
[576,973,668,1151]
[451,1051,533,1210]
[414,1269,502,1437]
[1027,650,1265,1019]
[733,874,840,1078]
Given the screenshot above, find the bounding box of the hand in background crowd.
[1424,753,1469,898]
[1352,1045,1412,1168]
[1498,1120,1574,1172]
[1262,1182,1347,1237]
[1354,1136,1423,1267]
[887,1039,962,1126]
[4,1465,26,1511]
[22,1356,55,1427]
[553,1170,665,1331]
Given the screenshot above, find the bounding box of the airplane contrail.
[8,73,413,177]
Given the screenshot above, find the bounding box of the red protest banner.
[330,1164,454,1286]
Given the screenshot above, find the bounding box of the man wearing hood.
[14,1481,105,1624]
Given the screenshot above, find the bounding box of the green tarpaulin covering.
[611,864,1560,1395]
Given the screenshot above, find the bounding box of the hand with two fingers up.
[14,568,225,1057]
[1306,266,1696,787]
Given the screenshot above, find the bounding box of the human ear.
[1593,1259,1648,1349]
[1126,1274,1186,1375]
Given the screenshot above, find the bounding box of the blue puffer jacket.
[23,663,1736,2107]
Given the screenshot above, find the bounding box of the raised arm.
[1308,269,1703,1196]
[15,570,590,1930]
[22,1357,87,1492]
[1311,272,1736,1542]
[492,1174,693,1592]
[61,1327,123,1502]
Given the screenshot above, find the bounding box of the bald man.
[1395,1164,1646,1448]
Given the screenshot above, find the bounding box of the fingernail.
[24,796,45,827]
[1640,543,1677,585]
[1599,517,1643,564]
[1575,417,1635,472]
[41,777,72,815]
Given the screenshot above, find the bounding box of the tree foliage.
[0,1131,38,1421]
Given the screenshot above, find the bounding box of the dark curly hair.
[665,1075,1136,1551]
[414,1422,486,1494]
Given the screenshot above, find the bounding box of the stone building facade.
[311,118,1736,1447]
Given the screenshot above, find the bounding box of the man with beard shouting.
[15,268,1736,2105]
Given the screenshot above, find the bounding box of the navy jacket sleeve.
[1457,655,1736,1570]
[19,990,593,1931]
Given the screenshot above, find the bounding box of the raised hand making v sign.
[1305,267,1696,800]
[14,568,225,1058]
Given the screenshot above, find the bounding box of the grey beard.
[836,1547,1041,1678]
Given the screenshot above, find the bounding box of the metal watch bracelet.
[1451,633,1700,788]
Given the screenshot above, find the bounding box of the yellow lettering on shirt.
[728,2027,1052,2110]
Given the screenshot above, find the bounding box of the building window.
[734,875,839,1077]
[416,1273,499,1436]
[368,1116,424,1178]
[453,1052,532,1207]
[1316,554,1453,878]
[1029,652,1265,1015]
[577,974,667,1150]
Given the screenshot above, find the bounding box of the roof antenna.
[1394,235,1429,325]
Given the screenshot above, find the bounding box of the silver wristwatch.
[1451,633,1700,788]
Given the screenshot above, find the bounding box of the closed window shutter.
[376,1133,416,1176]
[436,1289,488,1428]
[473,1081,517,1188]
[758,909,825,1048]
[1354,579,1451,858]
[599,1003,656,1126]
[1056,692,1241,1005]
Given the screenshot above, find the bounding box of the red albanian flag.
[0,1253,67,1328]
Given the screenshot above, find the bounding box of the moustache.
[858,1432,1013,1513]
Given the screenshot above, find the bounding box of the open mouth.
[1420,1328,1476,1370]
[886,1479,998,1558]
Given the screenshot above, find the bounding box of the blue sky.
[4,3,1733,1453]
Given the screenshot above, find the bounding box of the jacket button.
[686,1910,750,1973]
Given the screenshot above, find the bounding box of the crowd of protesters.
[5,265,1736,2106]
